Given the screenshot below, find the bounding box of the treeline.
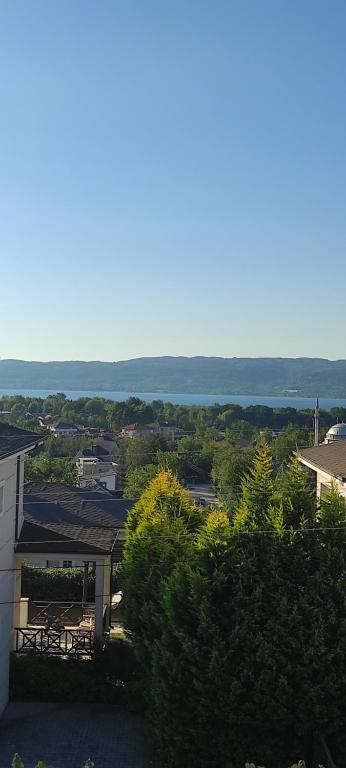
[119,456,346,768]
[121,424,311,510]
[0,393,343,433]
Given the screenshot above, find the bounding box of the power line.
[0,524,344,558]
[25,448,218,460]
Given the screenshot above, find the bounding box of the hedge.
[21,564,95,602]
[10,637,142,709]
[12,758,93,768]
[21,564,119,602]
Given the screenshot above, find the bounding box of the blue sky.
[0,0,345,361]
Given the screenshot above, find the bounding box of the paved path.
[0,703,155,768]
[187,483,220,507]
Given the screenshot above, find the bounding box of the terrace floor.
[0,703,155,768]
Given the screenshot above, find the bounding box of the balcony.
[14,599,108,657]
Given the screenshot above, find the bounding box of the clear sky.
[1,0,345,362]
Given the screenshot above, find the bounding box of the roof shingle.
[299,442,346,480]
[17,482,136,556]
[0,423,44,460]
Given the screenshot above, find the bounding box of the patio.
[12,482,134,654]
[0,702,155,768]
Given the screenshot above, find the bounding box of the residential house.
[75,444,118,491]
[120,422,183,441]
[15,483,135,651]
[0,423,43,715]
[49,421,79,438]
[299,441,346,500]
[120,422,160,439]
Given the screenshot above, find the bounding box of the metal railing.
[14,627,95,656]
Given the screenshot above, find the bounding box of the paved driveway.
[0,703,155,768]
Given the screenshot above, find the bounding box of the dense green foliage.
[10,757,311,768]
[10,759,312,768]
[0,392,340,434]
[120,460,346,768]
[123,464,159,498]
[24,455,77,484]
[21,564,95,602]
[12,757,94,768]
[10,637,139,705]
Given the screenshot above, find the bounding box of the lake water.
[0,388,346,411]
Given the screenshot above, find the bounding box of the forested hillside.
[1,356,346,395]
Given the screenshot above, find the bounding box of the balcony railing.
[14,627,95,656]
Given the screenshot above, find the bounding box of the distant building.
[49,421,79,438]
[75,442,118,491]
[120,422,184,441]
[120,422,160,439]
[324,422,346,444]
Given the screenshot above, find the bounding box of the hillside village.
[1,394,346,766]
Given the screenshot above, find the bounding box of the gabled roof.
[0,423,44,461]
[17,482,136,556]
[299,442,346,481]
[52,421,78,430]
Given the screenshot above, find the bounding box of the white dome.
[326,422,346,440]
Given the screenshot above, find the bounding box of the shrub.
[21,564,95,602]
[121,451,344,768]
[12,758,94,768]
[245,764,310,768]
[10,637,139,706]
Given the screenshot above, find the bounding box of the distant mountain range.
[0,357,346,397]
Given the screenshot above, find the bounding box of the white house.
[76,457,118,491]
[299,440,346,500]
[75,444,118,491]
[0,424,43,715]
[49,421,79,438]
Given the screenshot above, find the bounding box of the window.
[46,560,60,568]
[63,560,73,568]
[0,481,5,517]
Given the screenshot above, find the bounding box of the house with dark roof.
[0,423,44,715]
[299,442,346,499]
[15,483,135,648]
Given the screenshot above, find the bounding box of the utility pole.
[314,397,319,446]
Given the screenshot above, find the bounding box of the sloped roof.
[0,423,44,461]
[17,483,136,555]
[299,442,346,480]
[76,445,110,460]
[17,520,116,555]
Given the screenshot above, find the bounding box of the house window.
[0,481,5,517]
[320,483,330,499]
[63,560,73,568]
[46,560,60,568]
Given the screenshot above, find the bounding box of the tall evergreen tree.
[276,454,316,528]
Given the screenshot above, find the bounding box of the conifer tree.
[276,454,316,528]
[119,470,201,674]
